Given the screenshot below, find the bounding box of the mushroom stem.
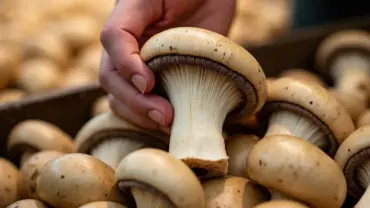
[354,160,370,208]
[160,66,243,176]
[20,149,37,167]
[265,110,328,150]
[91,138,145,169]
[131,187,171,208]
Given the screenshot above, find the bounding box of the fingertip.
[146,94,174,126]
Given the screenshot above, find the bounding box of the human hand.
[100,0,236,133]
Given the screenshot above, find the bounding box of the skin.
[100,0,236,133]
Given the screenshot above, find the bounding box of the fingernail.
[131,74,147,93]
[148,110,165,125]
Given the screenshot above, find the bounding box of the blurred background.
[0,0,369,103]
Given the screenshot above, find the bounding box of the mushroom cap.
[261,77,354,145]
[253,200,310,208]
[0,45,19,89]
[75,112,169,154]
[140,27,267,116]
[225,134,259,178]
[19,150,64,199]
[203,176,269,207]
[316,30,370,74]
[17,59,63,93]
[78,201,127,208]
[92,96,110,117]
[37,153,125,208]
[74,44,102,80]
[0,158,19,207]
[329,89,367,121]
[280,68,326,87]
[116,148,205,207]
[60,68,96,89]
[7,120,75,161]
[0,89,26,104]
[357,110,370,128]
[334,125,370,198]
[7,199,48,208]
[247,135,347,208]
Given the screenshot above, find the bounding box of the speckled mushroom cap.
[92,96,110,117]
[334,125,370,198]
[0,158,19,207]
[247,135,347,208]
[225,134,259,178]
[37,153,126,208]
[19,150,64,199]
[357,110,370,128]
[75,112,169,154]
[7,199,49,208]
[140,27,267,116]
[259,77,355,155]
[203,176,269,208]
[280,68,326,87]
[116,148,205,208]
[253,200,310,208]
[78,201,127,208]
[0,89,26,104]
[316,30,370,75]
[329,89,367,121]
[7,120,75,161]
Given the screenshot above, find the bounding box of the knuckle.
[100,25,118,46]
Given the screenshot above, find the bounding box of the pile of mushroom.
[0,0,115,105]
[2,27,370,208]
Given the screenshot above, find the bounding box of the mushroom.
[17,59,63,94]
[37,153,127,208]
[22,29,71,67]
[0,157,19,207]
[7,120,75,167]
[79,201,127,208]
[279,68,326,87]
[316,30,370,107]
[0,89,26,104]
[75,112,168,169]
[74,44,102,80]
[356,109,370,128]
[92,95,110,117]
[225,134,259,178]
[258,77,354,157]
[330,89,367,121]
[19,150,64,199]
[7,199,48,208]
[203,176,269,207]
[247,134,347,208]
[0,44,19,89]
[253,200,310,208]
[140,27,267,178]
[59,68,97,89]
[116,148,205,208]
[334,125,370,207]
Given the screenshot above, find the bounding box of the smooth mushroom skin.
[316,30,370,100]
[60,68,97,89]
[92,96,110,117]
[116,148,205,208]
[7,120,75,167]
[334,125,370,207]
[225,134,259,179]
[17,59,63,94]
[259,77,355,156]
[253,200,310,208]
[356,110,370,128]
[280,68,326,87]
[0,89,26,104]
[203,176,269,208]
[37,153,126,208]
[330,89,367,121]
[0,158,19,207]
[7,199,48,208]
[247,135,347,208]
[140,27,267,178]
[19,150,64,199]
[78,201,127,208]
[75,112,169,169]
